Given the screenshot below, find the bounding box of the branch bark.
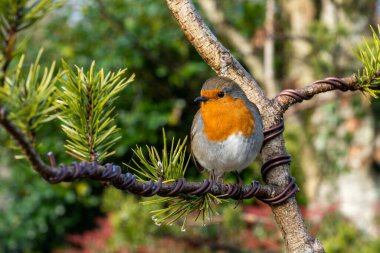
[0,108,54,179]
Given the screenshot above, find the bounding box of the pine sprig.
[354,25,380,98]
[127,129,189,182]
[0,49,58,144]
[145,193,226,231]
[0,0,61,33]
[0,0,61,83]
[57,61,134,162]
[126,130,226,229]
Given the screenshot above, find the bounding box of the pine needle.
[125,129,227,229]
[354,25,380,98]
[57,60,134,163]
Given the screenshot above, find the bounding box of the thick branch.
[165,0,271,112]
[0,108,54,178]
[275,74,359,113]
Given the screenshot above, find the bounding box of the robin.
[191,77,264,183]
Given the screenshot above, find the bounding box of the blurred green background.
[0,0,379,252]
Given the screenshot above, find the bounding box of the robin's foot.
[234,172,244,207]
[208,170,215,182]
[209,171,224,185]
[216,174,224,185]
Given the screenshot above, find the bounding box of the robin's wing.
[190,110,205,172]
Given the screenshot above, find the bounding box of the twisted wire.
[45,119,298,205]
[45,152,261,200]
[312,77,354,91]
[257,121,299,205]
[276,77,352,104]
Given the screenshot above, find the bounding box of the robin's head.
[194,77,247,103]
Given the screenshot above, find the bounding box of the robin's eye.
[217,91,225,98]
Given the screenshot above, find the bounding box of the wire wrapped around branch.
[45,120,298,205]
[46,150,296,204]
[259,120,299,204]
[46,152,274,199]
[275,75,360,113]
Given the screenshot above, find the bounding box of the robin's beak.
[194,96,209,103]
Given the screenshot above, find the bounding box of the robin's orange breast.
[200,96,255,141]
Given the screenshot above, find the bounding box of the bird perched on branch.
[191,77,263,183]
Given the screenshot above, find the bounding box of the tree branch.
[275,74,360,113]
[0,106,284,200]
[0,107,54,179]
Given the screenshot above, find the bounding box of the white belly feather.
[192,131,262,177]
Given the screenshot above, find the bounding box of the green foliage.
[127,129,189,182]
[101,188,173,249]
[0,161,102,252]
[308,22,350,77]
[0,50,58,143]
[101,187,247,252]
[354,25,380,98]
[127,130,226,230]
[145,193,225,231]
[26,0,214,152]
[0,0,60,32]
[57,61,134,162]
[0,0,61,80]
[319,212,380,253]
[283,124,307,205]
